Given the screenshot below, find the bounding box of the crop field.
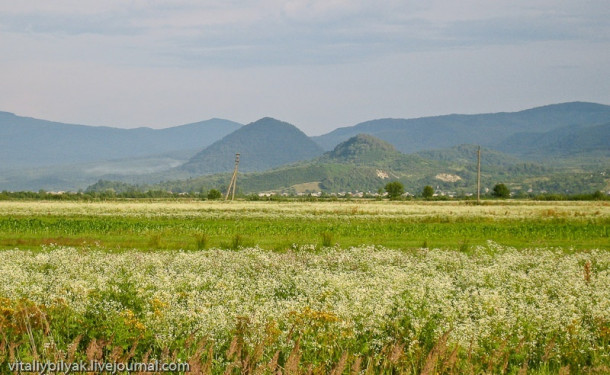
[0,200,608,251]
[0,200,608,374]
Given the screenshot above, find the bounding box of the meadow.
[0,200,608,374]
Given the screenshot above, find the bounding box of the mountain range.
[312,102,610,155]
[0,111,241,168]
[1,102,609,193]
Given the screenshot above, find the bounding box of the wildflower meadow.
[0,200,608,374]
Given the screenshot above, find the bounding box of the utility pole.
[225,153,240,201]
[477,146,481,204]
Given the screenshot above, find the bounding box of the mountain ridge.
[312,102,610,154]
[0,112,242,168]
[2,102,609,192]
[497,122,610,157]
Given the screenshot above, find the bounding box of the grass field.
[0,200,608,374]
[0,200,608,251]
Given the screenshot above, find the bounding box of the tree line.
[0,186,606,201]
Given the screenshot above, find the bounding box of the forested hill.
[496,122,610,158]
[321,134,402,164]
[180,117,324,174]
[312,102,610,155]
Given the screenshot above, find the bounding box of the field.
[0,200,608,251]
[0,200,609,374]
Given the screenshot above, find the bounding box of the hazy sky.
[1,1,609,135]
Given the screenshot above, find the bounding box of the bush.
[492,183,510,198]
[207,189,222,200]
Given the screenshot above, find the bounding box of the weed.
[231,234,244,250]
[148,233,162,249]
[321,232,334,247]
[194,233,209,250]
[459,239,470,253]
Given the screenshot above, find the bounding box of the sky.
[1,1,609,135]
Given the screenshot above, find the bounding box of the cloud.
[0,1,608,133]
[2,0,607,69]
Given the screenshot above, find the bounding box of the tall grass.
[195,232,209,250]
[1,302,607,374]
[320,231,334,247]
[230,234,244,250]
[147,233,162,249]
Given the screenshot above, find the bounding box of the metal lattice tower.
[225,153,240,201]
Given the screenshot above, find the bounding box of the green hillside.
[88,133,607,196]
[157,135,437,194]
[4,102,609,192]
[88,135,437,194]
[146,136,606,196]
[417,144,538,168]
[323,134,401,164]
[103,135,544,195]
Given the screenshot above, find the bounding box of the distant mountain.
[180,117,324,175]
[496,122,610,158]
[0,111,242,168]
[312,102,610,157]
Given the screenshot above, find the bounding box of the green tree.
[385,181,404,200]
[207,189,222,200]
[492,183,510,198]
[422,185,434,199]
[592,190,605,200]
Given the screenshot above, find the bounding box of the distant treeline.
[0,190,184,201]
[0,190,607,201]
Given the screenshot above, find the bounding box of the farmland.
[0,200,609,374]
[0,200,608,251]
